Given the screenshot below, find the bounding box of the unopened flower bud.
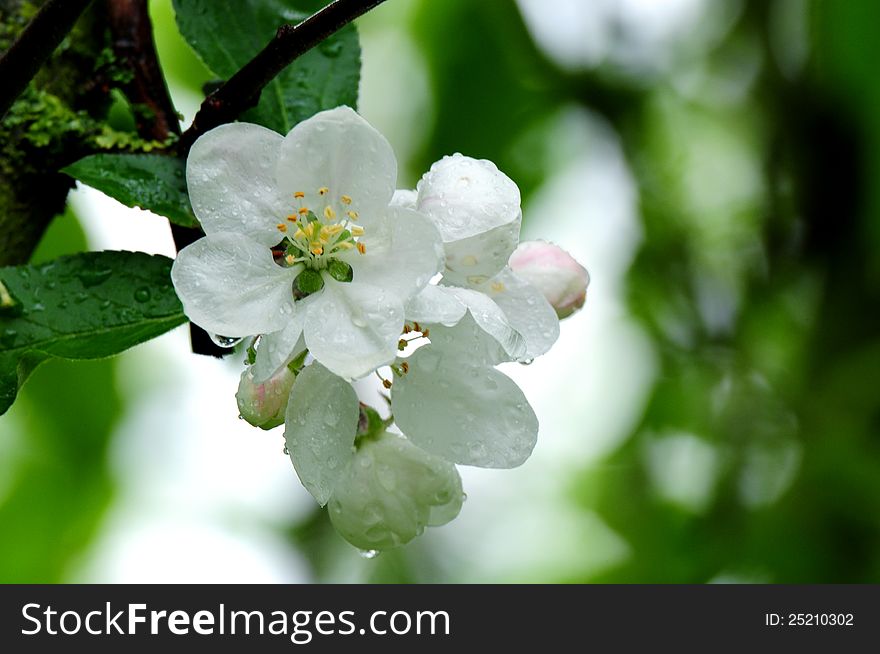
[236,366,296,430]
[508,240,589,319]
[328,432,464,551]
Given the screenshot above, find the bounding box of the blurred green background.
[2,0,879,583]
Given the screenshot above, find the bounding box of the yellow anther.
[356,242,366,255]
[324,206,336,220]
[303,223,315,238]
[341,195,352,205]
[350,225,365,237]
[491,281,505,293]
[298,207,309,215]
[336,241,354,250]
[324,224,343,236]
[294,191,305,199]
[276,223,287,233]
[382,378,392,390]
[284,254,296,265]
[401,362,409,374]
[318,186,329,196]
[293,228,305,240]
[287,214,298,222]
[310,244,324,255]
[347,210,359,220]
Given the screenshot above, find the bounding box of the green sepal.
[296,269,324,295]
[327,258,353,283]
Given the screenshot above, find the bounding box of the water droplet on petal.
[209,333,243,348]
[359,549,380,559]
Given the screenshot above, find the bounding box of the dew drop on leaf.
[134,287,151,302]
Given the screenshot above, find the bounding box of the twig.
[178,0,387,153]
[0,0,95,120]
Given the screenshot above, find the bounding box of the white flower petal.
[252,307,309,383]
[473,268,560,360]
[390,188,417,209]
[420,312,508,366]
[276,106,396,225]
[443,286,525,360]
[186,122,287,246]
[391,344,538,468]
[328,433,463,550]
[416,154,521,242]
[284,362,359,506]
[171,233,296,337]
[344,208,443,301]
[441,217,521,285]
[304,280,404,380]
[405,284,467,327]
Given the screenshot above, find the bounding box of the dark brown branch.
[105,0,180,140]
[106,0,227,357]
[178,0,387,153]
[0,0,95,119]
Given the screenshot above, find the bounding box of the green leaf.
[0,251,187,415]
[172,0,361,133]
[296,268,324,295]
[63,154,198,228]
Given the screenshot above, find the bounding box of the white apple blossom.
[390,313,539,468]
[283,362,463,550]
[171,106,443,381]
[397,154,560,362]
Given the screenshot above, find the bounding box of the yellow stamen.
[341,195,352,205]
[336,242,354,250]
[293,228,305,240]
[318,186,329,196]
[356,242,366,255]
[310,244,324,255]
[303,223,315,238]
[287,214,298,222]
[401,362,409,374]
[294,191,305,199]
[382,378,392,390]
[491,281,505,293]
[298,207,309,215]
[350,225,365,237]
[347,210,359,220]
[324,206,336,220]
[276,223,287,233]
[324,224,343,236]
[284,254,296,265]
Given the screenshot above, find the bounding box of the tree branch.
[105,0,180,141]
[0,0,95,120]
[106,0,227,357]
[178,0,387,153]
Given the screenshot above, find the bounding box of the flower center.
[275,187,366,272]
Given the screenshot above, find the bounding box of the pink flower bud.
[236,366,296,430]
[508,240,589,319]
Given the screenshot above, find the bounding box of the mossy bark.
[0,0,109,266]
